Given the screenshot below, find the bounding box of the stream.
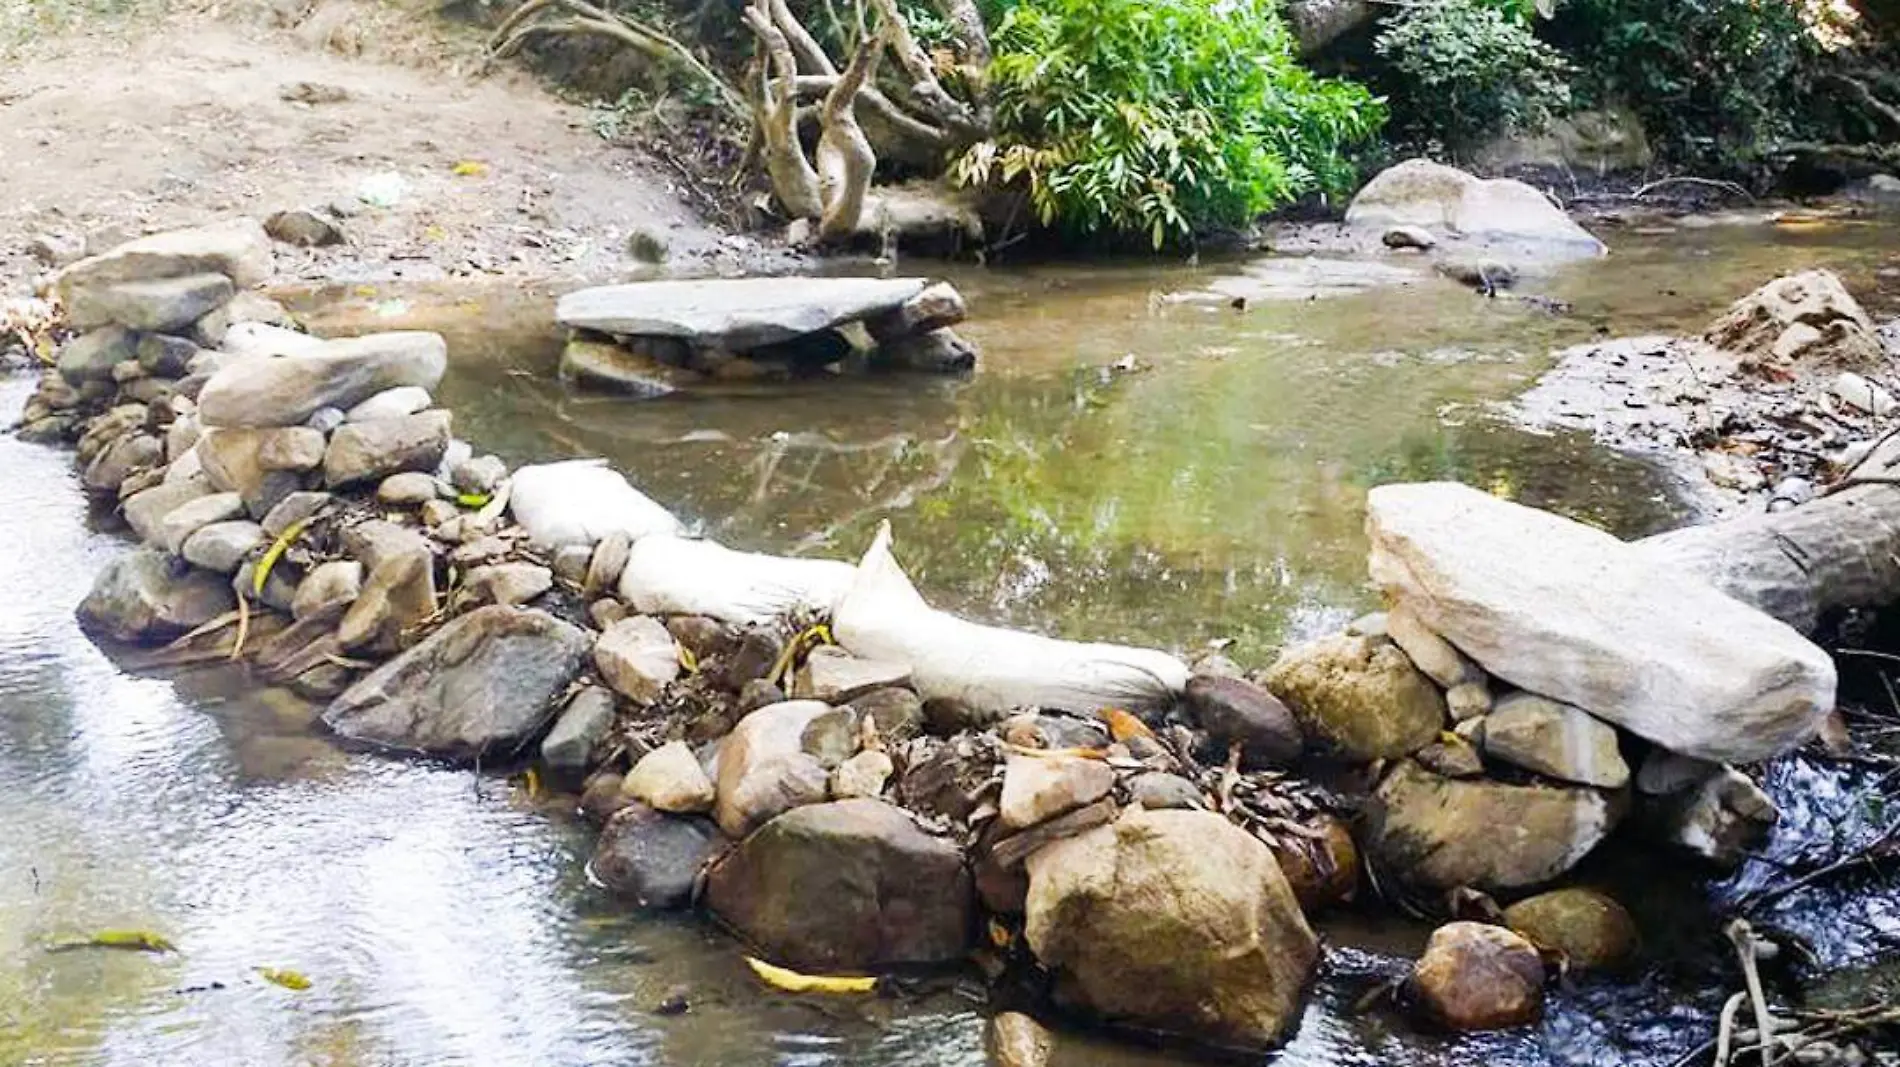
[4,218,1899,1066]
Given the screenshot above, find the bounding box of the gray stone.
[450,454,508,495]
[67,273,233,333]
[556,277,932,351]
[705,799,973,970]
[863,281,968,340]
[1484,693,1631,789]
[830,749,894,799]
[197,428,312,519]
[583,531,632,599]
[593,616,680,705]
[262,491,333,538]
[190,290,293,348]
[78,547,237,644]
[1383,225,1438,251]
[623,740,717,814]
[125,478,213,546]
[181,520,266,573]
[542,687,617,775]
[265,208,346,248]
[323,605,593,761]
[305,407,345,435]
[83,433,163,496]
[55,218,272,298]
[58,327,139,384]
[714,700,833,838]
[1024,807,1318,1051]
[1366,482,1835,764]
[158,491,246,554]
[1635,749,1720,796]
[591,805,723,910]
[1416,733,1486,778]
[794,645,913,703]
[844,687,925,744]
[136,333,200,378]
[1367,759,1620,891]
[256,427,327,472]
[345,385,432,423]
[1184,674,1303,768]
[1387,605,1480,688]
[1000,753,1116,830]
[419,498,459,529]
[322,411,451,488]
[28,232,85,268]
[1447,679,1493,721]
[292,559,364,620]
[336,550,437,653]
[111,359,148,384]
[465,562,553,607]
[1657,767,1778,868]
[800,707,862,768]
[197,331,448,428]
[1129,772,1206,810]
[376,471,442,506]
[558,338,693,398]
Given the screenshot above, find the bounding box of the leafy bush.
[1551,0,1823,169]
[952,0,1383,248]
[1372,0,1574,150]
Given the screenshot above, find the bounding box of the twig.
[1723,920,1775,1067]
[1629,176,1756,203]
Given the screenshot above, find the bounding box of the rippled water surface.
[5,217,1898,1066]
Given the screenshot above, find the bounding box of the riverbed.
[4,217,1898,1066]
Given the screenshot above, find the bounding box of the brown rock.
[987,1012,1053,1067]
[714,700,833,839]
[1264,634,1445,761]
[1411,922,1545,1031]
[1268,814,1360,912]
[1367,760,1620,891]
[1502,887,1638,971]
[1184,674,1303,768]
[999,753,1115,830]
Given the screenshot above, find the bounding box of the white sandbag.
[618,534,857,627]
[833,522,1189,715]
[508,459,683,549]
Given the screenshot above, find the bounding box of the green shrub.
[1372,0,1574,150]
[951,0,1383,248]
[1551,0,1823,169]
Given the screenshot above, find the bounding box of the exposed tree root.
[488,0,748,120]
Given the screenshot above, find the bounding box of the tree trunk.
[1640,434,1900,635]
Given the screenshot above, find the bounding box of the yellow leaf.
[48,929,177,954]
[452,161,489,177]
[745,956,877,994]
[677,645,700,674]
[456,492,491,509]
[255,518,310,597]
[1101,707,1153,743]
[257,967,312,991]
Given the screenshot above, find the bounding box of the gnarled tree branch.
[489,0,748,120]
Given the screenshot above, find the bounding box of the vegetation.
[951,0,1383,247]
[1372,0,1572,151]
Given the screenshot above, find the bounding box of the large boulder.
[1262,634,1445,761]
[1366,482,1836,764]
[556,277,930,352]
[1024,807,1318,1052]
[323,606,592,761]
[713,700,833,839]
[65,273,233,334]
[1703,269,1886,372]
[704,798,973,971]
[1346,159,1606,259]
[591,804,724,910]
[78,548,237,644]
[1366,760,1620,891]
[196,332,448,428]
[1285,0,1377,54]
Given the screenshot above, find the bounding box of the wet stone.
[542,687,617,777]
[181,520,266,574]
[592,804,723,911]
[624,740,717,815]
[844,687,925,744]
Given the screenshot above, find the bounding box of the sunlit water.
[4,217,1898,1066]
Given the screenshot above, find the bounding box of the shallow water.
[5,217,1899,1066]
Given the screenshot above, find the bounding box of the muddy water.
[4,217,1897,1066]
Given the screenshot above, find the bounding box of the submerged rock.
[1263,633,1445,761]
[1367,760,1620,891]
[78,547,237,644]
[1366,482,1835,764]
[1502,888,1638,971]
[704,798,973,971]
[1024,807,1318,1052]
[591,804,723,910]
[1410,922,1545,1031]
[323,605,592,761]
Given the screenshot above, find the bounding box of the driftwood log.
[1641,432,1900,635]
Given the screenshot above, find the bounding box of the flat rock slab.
[557,277,930,351]
[1366,482,1836,763]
